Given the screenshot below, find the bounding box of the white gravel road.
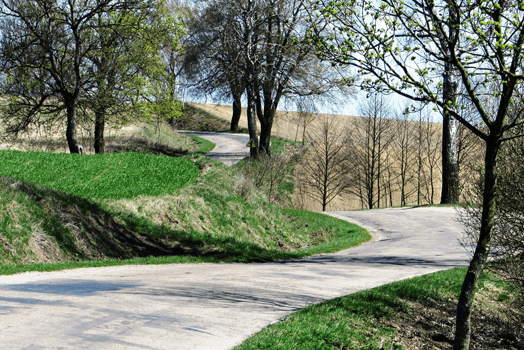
[177,131,250,165]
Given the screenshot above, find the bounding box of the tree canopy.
[0,0,185,154]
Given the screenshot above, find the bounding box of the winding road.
[0,132,469,350]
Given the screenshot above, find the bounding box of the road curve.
[177,131,250,165]
[0,207,469,350]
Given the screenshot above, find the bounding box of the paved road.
[0,207,469,350]
[177,131,250,165]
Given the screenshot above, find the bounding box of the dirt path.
[0,207,468,350]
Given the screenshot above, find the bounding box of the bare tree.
[392,109,417,206]
[298,115,349,211]
[460,124,524,318]
[413,105,442,205]
[348,94,393,209]
[292,97,318,144]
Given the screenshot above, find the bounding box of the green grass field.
[0,124,371,271]
[0,150,199,199]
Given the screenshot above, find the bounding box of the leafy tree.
[182,2,246,131]
[0,0,152,153]
[252,0,344,156]
[309,0,524,348]
[88,1,186,154]
[184,0,346,157]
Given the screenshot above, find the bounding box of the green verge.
[186,134,216,154]
[0,150,199,199]
[0,202,369,275]
[233,268,495,350]
[0,129,371,275]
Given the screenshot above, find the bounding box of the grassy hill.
[0,121,370,274]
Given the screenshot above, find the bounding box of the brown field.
[1,102,481,212]
[0,121,194,156]
[192,102,483,211]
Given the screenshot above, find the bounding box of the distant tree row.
[297,94,481,212]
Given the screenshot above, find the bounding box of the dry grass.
[0,121,195,155]
[191,103,481,211]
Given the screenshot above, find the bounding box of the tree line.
[297,94,482,211]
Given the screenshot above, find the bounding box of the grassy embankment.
[235,266,523,350]
[0,111,370,275]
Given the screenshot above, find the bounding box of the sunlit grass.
[0,150,199,199]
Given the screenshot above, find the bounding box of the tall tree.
[348,94,393,209]
[439,0,461,204]
[0,0,151,154]
[253,0,344,155]
[299,115,350,211]
[310,0,524,348]
[184,0,346,155]
[182,1,246,132]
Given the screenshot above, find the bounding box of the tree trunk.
[454,138,499,350]
[246,85,259,159]
[230,91,242,132]
[440,0,460,204]
[94,109,106,154]
[259,109,274,156]
[441,112,460,203]
[65,100,80,154]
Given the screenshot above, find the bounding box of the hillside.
[191,102,483,212]
[0,120,370,274]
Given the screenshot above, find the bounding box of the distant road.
[177,131,250,165]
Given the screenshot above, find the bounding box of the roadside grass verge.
[234,136,304,206]
[0,172,369,273]
[0,150,199,199]
[0,127,371,273]
[234,267,522,350]
[185,134,216,154]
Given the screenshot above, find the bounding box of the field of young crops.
[0,150,199,199]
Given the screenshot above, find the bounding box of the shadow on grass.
[2,177,296,267]
[104,136,190,157]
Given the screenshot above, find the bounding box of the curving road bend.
[177,131,250,165]
[0,132,470,350]
[0,209,468,350]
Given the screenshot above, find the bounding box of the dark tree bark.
[65,99,81,154]
[230,90,242,132]
[94,109,106,154]
[246,83,259,159]
[454,137,500,349]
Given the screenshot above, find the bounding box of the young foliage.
[309,0,524,348]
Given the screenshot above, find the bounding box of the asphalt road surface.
[0,207,468,350]
[177,131,250,165]
[0,133,469,349]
